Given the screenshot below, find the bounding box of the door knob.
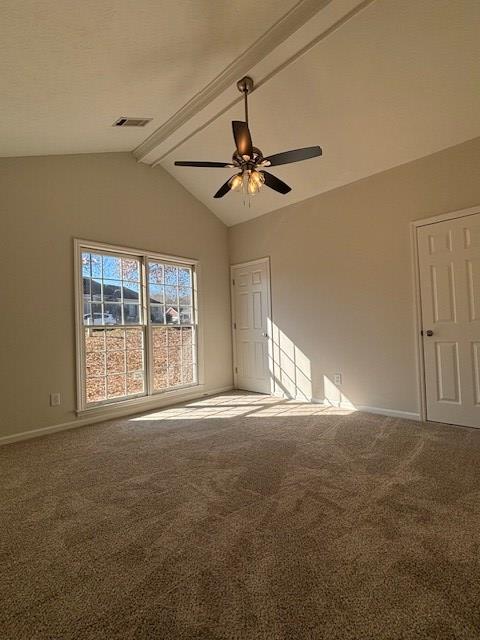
[425,330,434,337]
[262,332,268,337]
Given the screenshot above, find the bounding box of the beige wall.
[0,153,232,438]
[2,138,479,439]
[228,137,480,415]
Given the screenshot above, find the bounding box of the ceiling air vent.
[113,117,152,127]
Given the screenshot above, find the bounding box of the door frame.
[230,256,273,393]
[411,204,480,422]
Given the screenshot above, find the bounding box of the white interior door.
[231,258,271,394]
[417,212,480,427]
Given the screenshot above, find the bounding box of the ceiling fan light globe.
[229,173,244,192]
[250,170,265,186]
[247,170,265,195]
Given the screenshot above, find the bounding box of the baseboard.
[315,397,420,421]
[312,397,356,409]
[355,405,421,421]
[0,385,234,446]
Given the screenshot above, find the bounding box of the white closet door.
[418,213,480,427]
[231,259,271,394]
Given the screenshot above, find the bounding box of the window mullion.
[142,255,152,398]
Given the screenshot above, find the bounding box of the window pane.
[178,286,192,306]
[91,254,102,279]
[86,351,105,377]
[164,286,177,306]
[182,327,194,384]
[122,258,140,282]
[86,377,106,404]
[82,252,91,277]
[126,327,143,350]
[182,363,194,384]
[123,303,140,324]
[126,350,143,372]
[180,307,193,325]
[106,350,125,373]
[88,302,103,325]
[85,329,105,352]
[148,262,163,284]
[150,304,165,324]
[164,265,178,286]
[182,326,193,349]
[149,284,164,303]
[167,327,182,386]
[152,327,168,391]
[106,328,125,351]
[83,275,91,300]
[166,306,179,324]
[123,282,139,302]
[168,359,182,385]
[178,267,192,287]
[167,326,182,347]
[103,255,121,280]
[84,327,108,404]
[103,302,122,324]
[107,375,126,398]
[83,302,92,324]
[103,280,123,302]
[127,372,144,395]
[91,280,102,301]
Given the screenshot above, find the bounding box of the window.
[76,241,198,410]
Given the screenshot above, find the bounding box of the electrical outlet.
[50,392,61,407]
[333,373,342,386]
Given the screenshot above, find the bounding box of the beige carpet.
[1,393,480,639]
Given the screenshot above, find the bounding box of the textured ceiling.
[0,0,296,157]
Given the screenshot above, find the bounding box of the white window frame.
[74,239,203,414]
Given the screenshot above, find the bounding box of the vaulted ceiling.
[2,0,480,226]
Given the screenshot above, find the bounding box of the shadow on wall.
[268,320,355,409]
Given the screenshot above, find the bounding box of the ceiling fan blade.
[174,161,232,168]
[261,171,291,195]
[213,176,234,199]
[263,146,322,167]
[232,121,253,158]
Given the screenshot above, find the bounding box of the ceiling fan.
[174,76,322,199]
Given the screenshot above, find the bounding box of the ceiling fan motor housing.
[232,146,264,168]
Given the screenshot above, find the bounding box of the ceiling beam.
[134,0,374,166]
[133,0,333,164]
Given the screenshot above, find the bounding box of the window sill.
[76,383,203,418]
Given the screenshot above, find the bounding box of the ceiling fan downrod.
[236,76,254,126]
